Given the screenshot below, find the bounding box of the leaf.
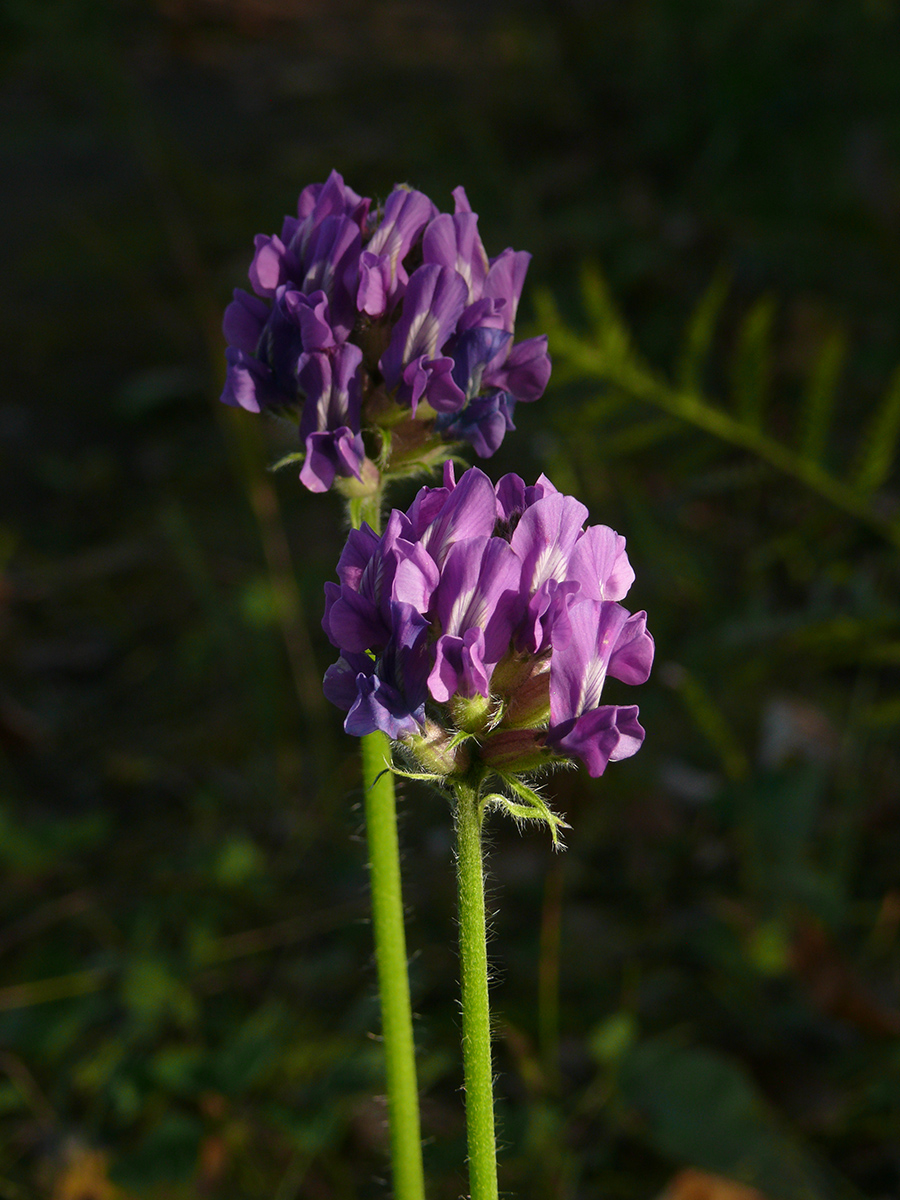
[548,278,900,549]
[852,363,900,494]
[731,296,776,429]
[678,268,731,392]
[798,328,846,465]
[619,1038,864,1200]
[580,265,632,363]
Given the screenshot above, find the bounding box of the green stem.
[360,731,425,1200]
[349,490,424,1200]
[454,782,499,1200]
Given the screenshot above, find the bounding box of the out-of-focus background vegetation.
[2,0,900,1196]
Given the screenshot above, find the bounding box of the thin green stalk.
[351,489,425,1200]
[454,781,499,1200]
[360,731,425,1200]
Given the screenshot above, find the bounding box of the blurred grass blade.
[799,328,846,464]
[731,296,776,430]
[852,364,900,494]
[678,267,731,392]
[580,264,632,363]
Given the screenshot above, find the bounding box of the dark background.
[2,1,899,1196]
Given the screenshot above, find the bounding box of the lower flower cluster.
[323,465,654,783]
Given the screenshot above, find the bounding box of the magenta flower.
[323,465,653,781]
[221,172,551,492]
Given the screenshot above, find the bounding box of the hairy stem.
[454,781,499,1200]
[360,730,426,1200]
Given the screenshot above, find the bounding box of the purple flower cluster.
[221,172,551,493]
[322,465,653,779]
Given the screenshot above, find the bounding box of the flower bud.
[451,692,494,735]
[479,729,551,774]
[494,657,551,730]
[403,719,471,777]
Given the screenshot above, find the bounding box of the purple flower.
[221,172,552,490]
[324,466,653,780]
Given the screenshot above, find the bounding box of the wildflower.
[221,172,551,493]
[323,465,653,796]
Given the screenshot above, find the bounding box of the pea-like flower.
[221,172,551,493]
[323,466,653,797]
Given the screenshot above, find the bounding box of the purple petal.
[484,335,551,403]
[323,652,372,711]
[517,578,579,655]
[452,185,473,214]
[379,264,468,392]
[299,427,366,493]
[429,627,490,702]
[546,704,645,777]
[549,599,631,724]
[434,535,521,661]
[333,524,380,592]
[362,187,437,312]
[392,543,441,613]
[607,610,654,685]
[482,249,531,331]
[402,356,466,415]
[494,473,527,521]
[422,212,489,302]
[450,327,512,401]
[221,347,285,412]
[301,215,362,336]
[419,467,498,565]
[568,525,635,602]
[298,342,363,440]
[324,583,386,652]
[510,492,590,593]
[436,392,516,457]
[223,289,269,354]
[341,602,431,736]
[357,251,392,318]
[255,287,305,394]
[344,673,425,739]
[283,290,336,352]
[297,170,369,227]
[249,233,289,296]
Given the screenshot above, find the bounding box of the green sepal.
[268,450,306,472]
[487,772,571,847]
[377,425,393,469]
[447,729,477,750]
[379,764,452,786]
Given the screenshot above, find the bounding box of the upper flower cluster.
[221,172,551,493]
[322,465,653,781]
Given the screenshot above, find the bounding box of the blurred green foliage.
[1,0,899,1196]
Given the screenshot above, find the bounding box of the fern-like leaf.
[852,364,900,495]
[678,267,730,392]
[545,266,900,550]
[731,295,776,429]
[798,327,846,465]
[579,265,632,365]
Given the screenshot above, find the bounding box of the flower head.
[222,172,551,494]
[323,466,653,800]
